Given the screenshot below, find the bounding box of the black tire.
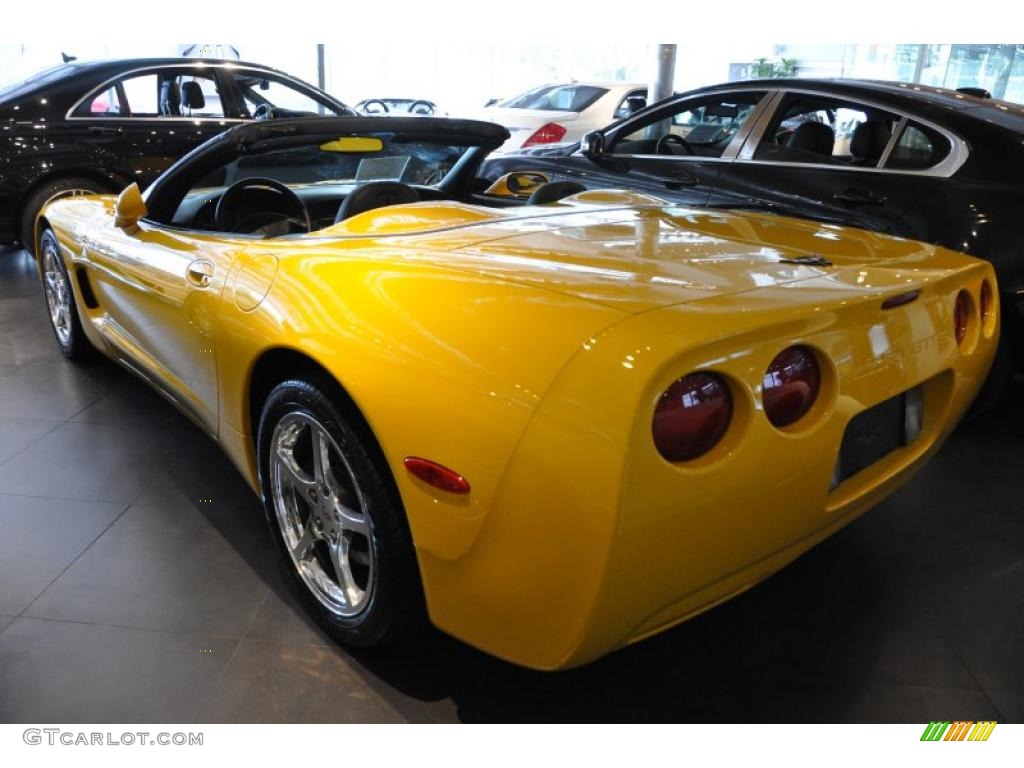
[257,376,425,647]
[38,227,96,362]
[20,177,111,255]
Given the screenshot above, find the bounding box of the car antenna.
[61,52,77,63]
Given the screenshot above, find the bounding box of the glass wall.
[840,44,1024,102]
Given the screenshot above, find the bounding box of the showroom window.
[753,95,900,166]
[613,92,764,157]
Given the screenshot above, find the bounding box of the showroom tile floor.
[0,245,1022,723]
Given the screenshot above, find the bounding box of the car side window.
[613,90,648,120]
[884,122,951,171]
[230,71,342,117]
[110,71,225,118]
[611,92,764,158]
[82,84,123,116]
[753,95,900,167]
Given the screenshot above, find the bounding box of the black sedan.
[0,57,354,252]
[481,78,1024,397]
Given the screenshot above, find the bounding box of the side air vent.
[75,266,99,309]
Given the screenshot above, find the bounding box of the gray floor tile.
[0,420,162,501]
[199,640,405,723]
[25,502,273,637]
[0,362,105,420]
[0,494,125,615]
[0,618,236,722]
[245,576,334,647]
[0,616,13,634]
[0,416,61,465]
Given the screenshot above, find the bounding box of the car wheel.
[21,177,110,255]
[39,227,95,362]
[257,377,425,647]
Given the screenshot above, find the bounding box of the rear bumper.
[419,255,998,670]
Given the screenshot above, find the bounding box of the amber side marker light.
[954,290,971,347]
[881,290,920,310]
[403,457,471,494]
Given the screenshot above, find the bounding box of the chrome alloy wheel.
[42,238,72,346]
[270,411,376,617]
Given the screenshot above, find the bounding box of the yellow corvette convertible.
[35,117,998,670]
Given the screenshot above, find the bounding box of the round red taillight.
[652,372,732,462]
[954,290,971,346]
[979,280,993,327]
[762,346,820,428]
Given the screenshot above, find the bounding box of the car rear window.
[883,122,952,171]
[498,85,608,113]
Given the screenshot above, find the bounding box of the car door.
[71,65,244,191]
[556,90,769,207]
[82,219,240,432]
[712,90,951,231]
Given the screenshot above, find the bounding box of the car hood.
[322,195,960,315]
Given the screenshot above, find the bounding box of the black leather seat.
[334,182,420,223]
[849,121,891,166]
[787,122,835,157]
[527,181,586,205]
[159,80,181,117]
[180,81,206,114]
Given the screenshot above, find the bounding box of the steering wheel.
[409,100,435,115]
[361,99,389,115]
[214,177,312,235]
[253,103,284,121]
[656,133,694,156]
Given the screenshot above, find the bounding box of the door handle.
[88,125,123,136]
[663,171,699,190]
[832,188,887,207]
[186,260,214,288]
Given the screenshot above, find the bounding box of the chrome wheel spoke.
[311,426,331,489]
[335,500,370,536]
[330,537,362,607]
[276,446,317,492]
[291,521,317,562]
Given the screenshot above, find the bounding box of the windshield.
[0,64,77,103]
[194,137,469,189]
[498,84,608,113]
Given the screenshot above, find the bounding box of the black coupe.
[0,57,354,251]
[481,78,1024,397]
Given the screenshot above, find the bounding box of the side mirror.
[114,183,147,232]
[582,130,605,158]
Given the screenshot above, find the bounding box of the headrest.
[181,81,206,110]
[850,121,891,162]
[787,122,835,156]
[334,181,420,223]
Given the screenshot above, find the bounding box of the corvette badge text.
[23,729,203,747]
[920,721,997,742]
